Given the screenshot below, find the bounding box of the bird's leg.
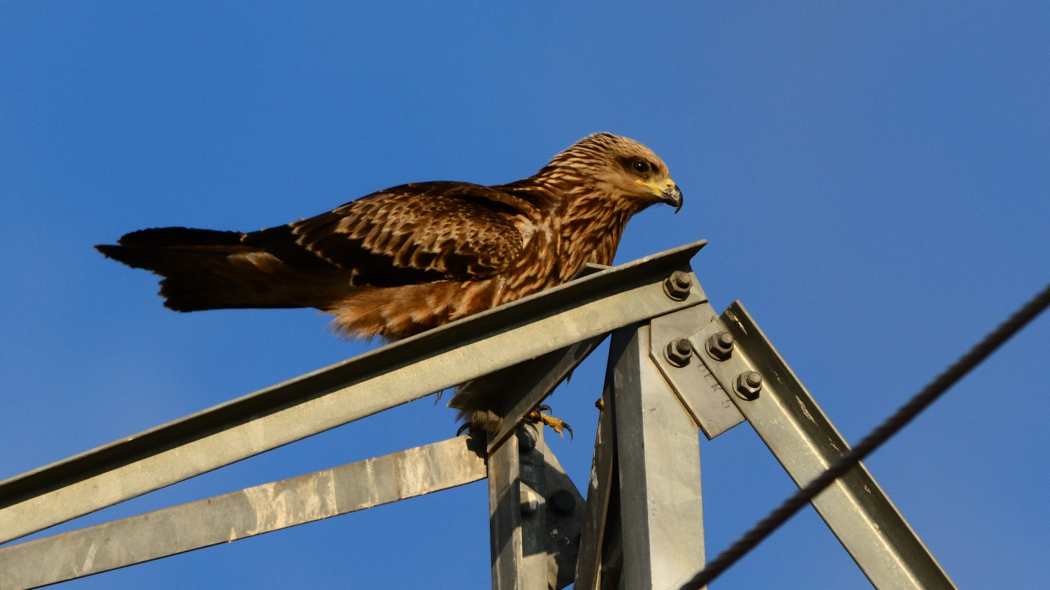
[526,404,573,439]
[456,410,503,436]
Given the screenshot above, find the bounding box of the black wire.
[679,282,1050,590]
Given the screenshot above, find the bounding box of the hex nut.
[548,489,576,515]
[664,338,693,367]
[663,271,692,300]
[734,371,762,401]
[705,331,735,361]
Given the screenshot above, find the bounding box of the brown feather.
[96,133,683,340]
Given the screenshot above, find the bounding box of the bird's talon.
[527,410,573,439]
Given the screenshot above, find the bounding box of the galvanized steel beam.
[0,240,706,545]
[612,325,706,590]
[450,262,609,453]
[573,369,620,590]
[0,435,487,590]
[691,302,957,590]
[488,424,547,590]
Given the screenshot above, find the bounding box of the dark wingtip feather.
[94,243,154,270]
[117,227,245,247]
[94,243,118,258]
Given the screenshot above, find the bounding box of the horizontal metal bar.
[0,240,706,545]
[692,302,956,589]
[0,435,486,590]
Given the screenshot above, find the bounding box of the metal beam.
[450,262,611,453]
[489,425,547,590]
[612,325,706,590]
[539,437,585,590]
[573,368,619,590]
[0,435,486,590]
[0,240,706,545]
[691,302,957,590]
[449,335,607,453]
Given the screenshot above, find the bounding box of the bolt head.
[705,331,735,361]
[663,271,692,300]
[520,491,539,517]
[734,370,762,400]
[548,489,576,515]
[664,338,693,367]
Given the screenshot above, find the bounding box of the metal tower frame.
[0,240,957,589]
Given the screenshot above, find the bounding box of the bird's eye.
[631,159,651,175]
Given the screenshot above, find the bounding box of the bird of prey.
[96,133,683,341]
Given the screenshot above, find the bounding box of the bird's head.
[542,132,683,213]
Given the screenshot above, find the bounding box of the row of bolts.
[663,271,763,401]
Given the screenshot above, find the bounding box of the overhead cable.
[679,281,1050,590]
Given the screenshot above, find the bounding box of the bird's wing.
[244,182,533,287]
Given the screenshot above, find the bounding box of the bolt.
[705,331,735,361]
[663,271,692,300]
[549,489,576,515]
[734,370,763,400]
[664,338,693,367]
[521,490,539,517]
[517,426,537,451]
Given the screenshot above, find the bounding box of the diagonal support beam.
[0,240,706,545]
[0,435,487,590]
[450,335,607,454]
[573,364,620,590]
[691,301,957,589]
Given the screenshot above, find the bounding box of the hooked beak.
[661,182,684,213]
[638,178,684,213]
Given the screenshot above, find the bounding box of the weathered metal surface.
[573,371,619,590]
[449,335,607,454]
[539,438,585,590]
[692,302,957,590]
[648,301,744,439]
[0,435,486,590]
[613,325,705,590]
[489,425,547,590]
[518,425,548,590]
[0,240,706,545]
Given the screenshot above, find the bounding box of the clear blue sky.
[2,2,1048,588]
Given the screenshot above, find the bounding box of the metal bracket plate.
[648,299,744,440]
